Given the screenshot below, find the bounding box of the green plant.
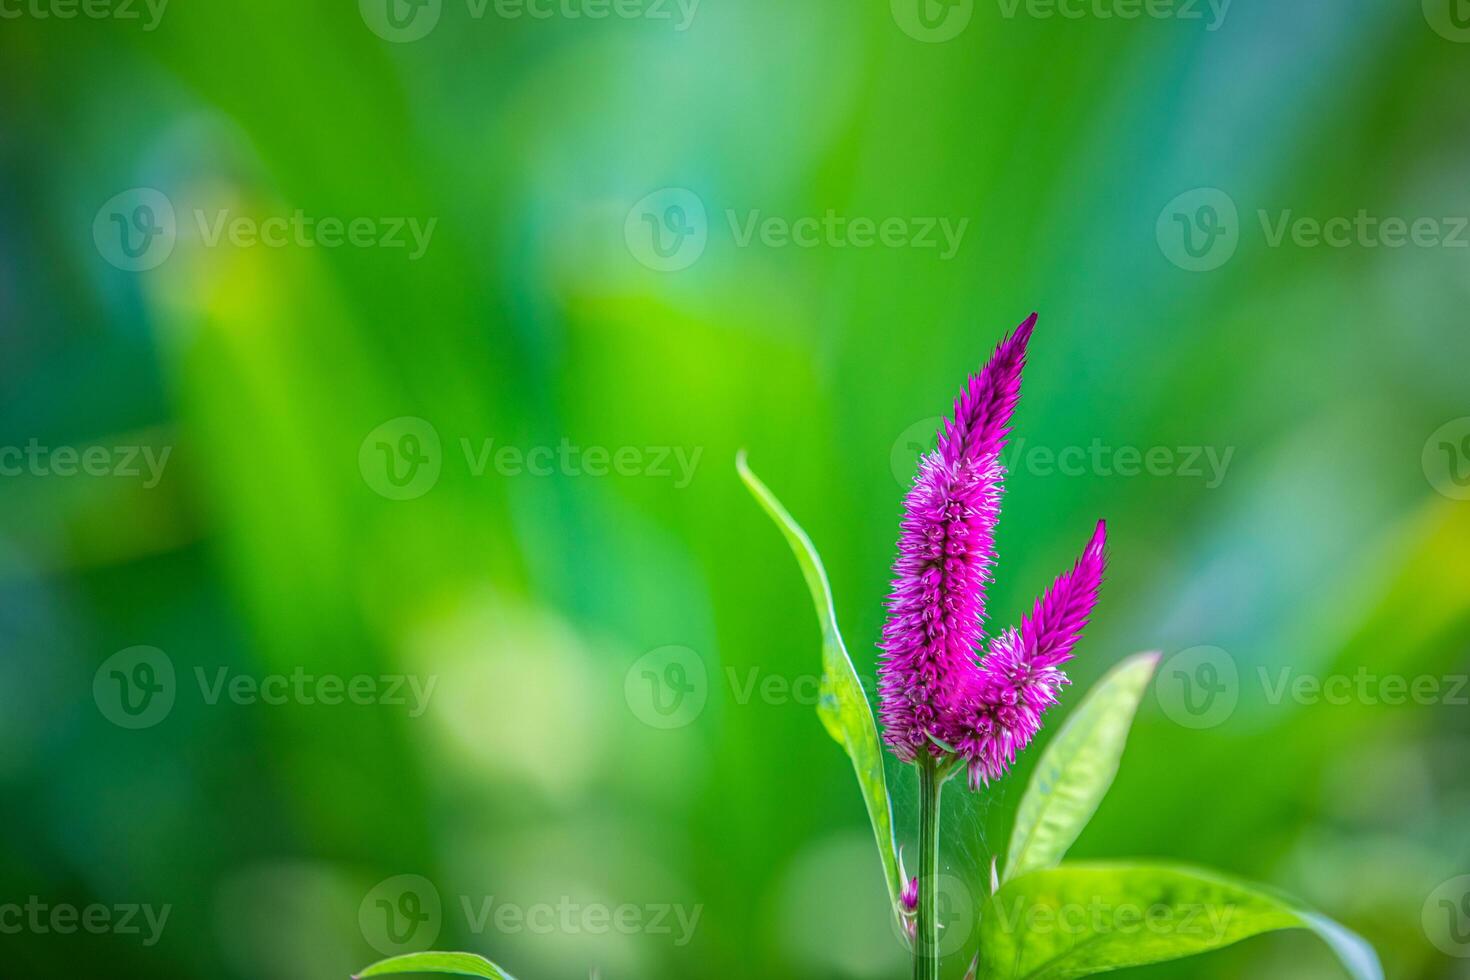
[349,454,1382,980]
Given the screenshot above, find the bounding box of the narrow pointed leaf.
[354,951,517,979]
[1005,652,1159,882]
[979,863,1382,980]
[737,452,904,927]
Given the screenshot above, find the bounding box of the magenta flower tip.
[938,313,1035,466]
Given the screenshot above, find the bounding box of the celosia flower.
[877,314,1033,762]
[877,313,1108,787]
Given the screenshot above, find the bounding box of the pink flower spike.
[949,521,1108,788]
[877,315,1035,763]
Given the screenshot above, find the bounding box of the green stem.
[914,757,943,980]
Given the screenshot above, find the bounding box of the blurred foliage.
[2,1,1468,978]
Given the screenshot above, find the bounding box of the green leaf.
[354,951,517,979]
[736,451,905,927]
[978,863,1382,980]
[1005,653,1160,883]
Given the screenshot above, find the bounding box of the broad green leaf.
[354,951,516,979]
[736,452,905,926]
[978,863,1382,980]
[1005,653,1159,883]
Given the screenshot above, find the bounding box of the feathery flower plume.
[877,314,1035,762]
[949,520,1107,788]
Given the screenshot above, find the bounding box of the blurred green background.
[2,0,1469,977]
